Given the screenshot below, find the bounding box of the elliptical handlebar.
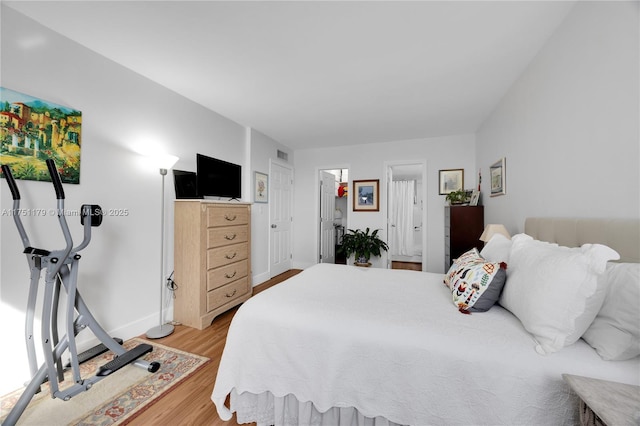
[1,164,21,200]
[46,159,65,200]
[44,160,74,265]
[2,164,30,250]
[2,160,102,256]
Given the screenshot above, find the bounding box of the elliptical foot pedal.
[66,338,124,367]
[96,344,153,377]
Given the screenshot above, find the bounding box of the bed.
[211,218,640,425]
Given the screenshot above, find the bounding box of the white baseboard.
[74,311,160,351]
[252,271,271,287]
[292,261,314,270]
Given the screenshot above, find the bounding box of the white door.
[269,162,293,277]
[319,170,336,264]
[386,166,394,269]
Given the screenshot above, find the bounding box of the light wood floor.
[129,269,302,426]
[391,261,422,271]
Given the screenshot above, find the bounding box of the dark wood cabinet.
[444,206,484,270]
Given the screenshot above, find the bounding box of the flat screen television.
[173,170,201,199]
[196,153,241,199]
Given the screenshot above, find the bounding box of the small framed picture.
[254,171,268,203]
[469,190,480,206]
[490,158,506,197]
[353,179,379,212]
[439,169,464,195]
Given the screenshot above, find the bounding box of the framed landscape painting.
[439,169,464,195]
[0,87,82,184]
[353,179,379,212]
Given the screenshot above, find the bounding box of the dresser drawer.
[206,206,249,228]
[207,260,249,291]
[207,242,248,269]
[207,225,249,249]
[207,277,248,311]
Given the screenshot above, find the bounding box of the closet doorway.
[318,168,349,264]
[386,161,427,271]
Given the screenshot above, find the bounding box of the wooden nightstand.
[563,374,640,426]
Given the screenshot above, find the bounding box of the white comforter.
[212,263,639,425]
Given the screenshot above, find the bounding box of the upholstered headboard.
[524,217,640,263]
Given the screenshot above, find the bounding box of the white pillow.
[479,234,512,264]
[499,234,619,355]
[582,262,640,360]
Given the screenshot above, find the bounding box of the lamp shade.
[480,224,511,242]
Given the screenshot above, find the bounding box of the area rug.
[0,338,210,425]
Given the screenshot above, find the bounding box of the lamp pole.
[147,154,178,339]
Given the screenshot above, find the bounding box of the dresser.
[444,205,484,269]
[174,200,251,330]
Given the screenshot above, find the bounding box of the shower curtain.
[391,180,415,256]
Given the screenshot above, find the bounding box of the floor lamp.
[146,154,179,339]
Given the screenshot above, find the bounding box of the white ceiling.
[5,1,575,150]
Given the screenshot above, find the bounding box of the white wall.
[477,1,639,234]
[249,128,294,285]
[0,6,250,394]
[292,134,476,273]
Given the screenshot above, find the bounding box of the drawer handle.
[224,214,237,221]
[224,233,237,240]
[225,289,237,298]
[225,252,237,260]
[225,271,237,279]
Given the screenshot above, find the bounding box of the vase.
[355,256,371,267]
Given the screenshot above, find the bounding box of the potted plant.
[338,227,389,266]
[446,189,470,205]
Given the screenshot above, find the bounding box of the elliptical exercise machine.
[1,159,160,426]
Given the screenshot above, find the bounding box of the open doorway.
[387,162,427,271]
[318,168,349,264]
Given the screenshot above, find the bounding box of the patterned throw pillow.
[445,248,507,313]
[444,248,483,289]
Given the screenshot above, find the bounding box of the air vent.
[277,150,288,162]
